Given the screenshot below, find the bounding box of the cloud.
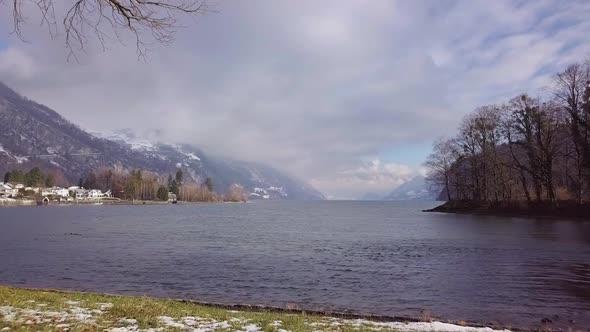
[0,48,35,80]
[0,0,589,198]
[310,159,424,200]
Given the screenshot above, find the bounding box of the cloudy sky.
[1,0,589,199]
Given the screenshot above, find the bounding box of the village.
[0,181,118,205]
[1,167,250,206]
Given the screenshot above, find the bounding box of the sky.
[1,0,590,199]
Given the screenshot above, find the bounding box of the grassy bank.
[0,286,511,331]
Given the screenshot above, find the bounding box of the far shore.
[424,200,590,220]
[0,286,513,332]
[0,198,246,207]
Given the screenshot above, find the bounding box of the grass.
[0,286,414,332]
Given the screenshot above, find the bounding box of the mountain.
[383,175,436,201]
[0,82,325,200]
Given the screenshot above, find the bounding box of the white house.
[53,188,70,198]
[43,187,69,198]
[87,189,103,199]
[74,188,89,199]
[0,183,18,197]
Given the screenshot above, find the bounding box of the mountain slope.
[383,175,436,201]
[0,82,324,200]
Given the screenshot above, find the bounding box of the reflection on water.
[0,201,589,330]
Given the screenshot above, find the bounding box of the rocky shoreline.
[424,200,590,220]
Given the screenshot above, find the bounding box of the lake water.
[0,201,589,330]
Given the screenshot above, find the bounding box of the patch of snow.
[14,156,28,164]
[184,152,200,161]
[0,304,97,325]
[238,324,262,332]
[129,140,156,151]
[119,318,137,325]
[97,303,114,310]
[92,131,157,152]
[0,301,511,332]
[253,187,267,194]
[311,318,512,332]
[158,316,186,329]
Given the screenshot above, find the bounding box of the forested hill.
[424,58,590,206]
[0,82,325,200]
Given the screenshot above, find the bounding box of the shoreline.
[0,286,515,332]
[0,199,246,207]
[424,200,590,220]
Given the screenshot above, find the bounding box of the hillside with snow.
[0,82,325,200]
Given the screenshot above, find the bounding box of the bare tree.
[4,0,210,59]
[424,137,459,201]
[552,63,590,199]
[225,183,246,202]
[425,57,590,206]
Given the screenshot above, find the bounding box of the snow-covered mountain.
[0,82,325,200]
[94,130,324,199]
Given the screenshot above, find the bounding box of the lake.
[0,201,589,330]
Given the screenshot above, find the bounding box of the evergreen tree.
[9,170,25,184]
[169,180,179,195]
[156,185,169,201]
[124,181,137,200]
[24,167,44,187]
[4,171,10,183]
[175,169,183,186]
[205,177,213,192]
[45,173,55,187]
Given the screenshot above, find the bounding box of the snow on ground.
[14,156,29,164]
[306,318,511,332]
[92,131,157,152]
[0,301,512,332]
[0,144,28,164]
[183,152,200,161]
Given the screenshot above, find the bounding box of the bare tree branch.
[5,0,211,60]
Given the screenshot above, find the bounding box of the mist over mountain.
[358,175,436,201]
[0,82,325,200]
[383,175,436,201]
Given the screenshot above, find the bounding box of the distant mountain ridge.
[0,82,325,200]
[383,175,436,201]
[358,176,436,201]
